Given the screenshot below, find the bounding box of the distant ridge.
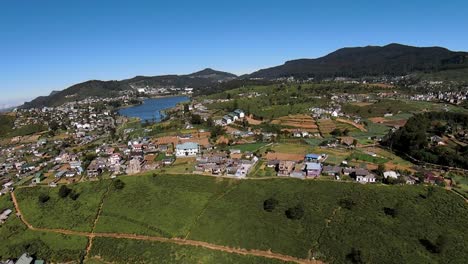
[21,43,468,108]
[247,43,468,79]
[22,69,237,108]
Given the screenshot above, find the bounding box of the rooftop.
[176,142,199,150]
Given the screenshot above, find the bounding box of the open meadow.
[12,174,468,264]
[0,194,88,262]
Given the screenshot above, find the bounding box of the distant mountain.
[187,68,237,80]
[248,43,468,79]
[22,69,237,108]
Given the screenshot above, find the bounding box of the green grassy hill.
[13,174,468,264]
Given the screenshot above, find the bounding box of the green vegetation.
[385,112,468,168]
[15,181,109,231]
[230,142,268,152]
[0,114,15,137]
[94,175,237,237]
[0,114,47,138]
[343,100,420,118]
[14,175,468,263]
[0,194,87,262]
[88,237,290,264]
[347,151,389,164]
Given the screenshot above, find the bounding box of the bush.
[285,205,304,220]
[339,198,356,210]
[38,194,50,203]
[383,207,397,217]
[58,185,71,198]
[69,191,80,200]
[113,179,125,190]
[263,198,279,212]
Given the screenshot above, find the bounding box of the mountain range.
[21,43,468,108]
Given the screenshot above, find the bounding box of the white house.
[222,115,233,125]
[356,174,376,183]
[176,142,200,157]
[233,109,245,118]
[383,171,400,179]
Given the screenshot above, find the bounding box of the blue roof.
[305,154,320,159]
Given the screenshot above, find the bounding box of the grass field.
[94,175,237,237]
[15,180,109,232]
[13,175,468,264]
[230,142,268,152]
[87,237,291,264]
[0,194,88,262]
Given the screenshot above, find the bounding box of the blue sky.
[1,0,467,105]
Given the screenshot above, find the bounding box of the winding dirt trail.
[11,192,322,264]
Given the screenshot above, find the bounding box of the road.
[10,191,322,264]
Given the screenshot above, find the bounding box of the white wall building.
[176,142,200,157]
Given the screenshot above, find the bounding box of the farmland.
[0,194,88,262]
[12,174,468,264]
[87,237,293,264]
[14,180,109,232]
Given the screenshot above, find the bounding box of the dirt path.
[336,118,367,132]
[85,182,113,259]
[11,192,322,264]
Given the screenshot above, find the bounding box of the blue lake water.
[118,96,189,122]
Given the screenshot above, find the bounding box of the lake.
[118,96,189,122]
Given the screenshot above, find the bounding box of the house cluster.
[410,90,467,105]
[270,153,327,179]
[220,109,245,125]
[194,151,259,178]
[309,107,340,119]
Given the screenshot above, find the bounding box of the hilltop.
[21,69,238,108]
[248,43,468,79]
[20,43,468,109]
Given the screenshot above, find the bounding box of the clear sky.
[1,0,467,105]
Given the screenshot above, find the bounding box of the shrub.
[58,185,71,198]
[346,248,364,264]
[339,198,356,210]
[69,191,80,201]
[263,198,279,212]
[38,194,50,203]
[113,179,125,190]
[285,205,304,220]
[383,207,397,217]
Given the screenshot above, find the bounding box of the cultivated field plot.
[264,143,312,162]
[14,181,109,232]
[94,175,237,237]
[87,237,289,264]
[368,117,407,128]
[13,175,468,264]
[317,119,336,135]
[272,114,319,132]
[0,194,88,262]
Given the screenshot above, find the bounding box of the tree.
[38,194,50,203]
[343,128,350,136]
[49,120,59,131]
[376,164,386,176]
[210,125,225,139]
[206,117,214,127]
[346,248,363,264]
[113,179,125,190]
[285,205,304,220]
[263,198,279,212]
[183,104,190,113]
[191,114,202,125]
[58,185,71,198]
[330,128,342,136]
